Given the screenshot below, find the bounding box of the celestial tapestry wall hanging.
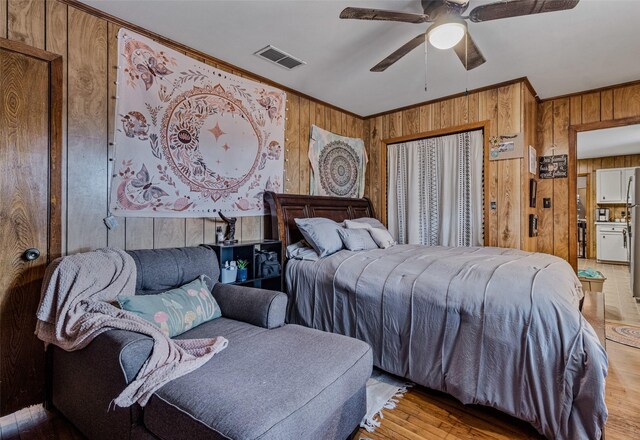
[110,30,286,218]
[308,125,367,198]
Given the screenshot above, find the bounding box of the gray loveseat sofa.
[50,246,372,440]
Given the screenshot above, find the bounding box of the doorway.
[0,38,62,415]
[575,121,640,328]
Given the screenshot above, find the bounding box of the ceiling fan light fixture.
[427,17,467,50]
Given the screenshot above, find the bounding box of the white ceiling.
[81,0,640,116]
[577,124,640,159]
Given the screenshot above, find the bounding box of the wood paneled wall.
[538,83,640,262]
[578,154,640,259]
[363,80,538,251]
[0,0,363,255]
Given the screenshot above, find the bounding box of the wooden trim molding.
[380,121,492,246]
[0,37,63,260]
[366,78,539,119]
[540,79,640,104]
[568,115,640,271]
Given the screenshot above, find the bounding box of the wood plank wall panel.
[536,101,554,254]
[521,85,538,252]
[552,98,570,261]
[496,84,522,249]
[0,0,7,38]
[284,95,300,194]
[7,0,44,49]
[368,117,383,216]
[582,92,600,124]
[539,83,640,265]
[2,0,363,255]
[299,98,311,194]
[66,7,108,254]
[479,89,499,247]
[45,0,67,255]
[106,22,125,249]
[614,84,640,119]
[363,81,530,250]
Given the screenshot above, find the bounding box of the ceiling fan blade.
[340,7,429,24]
[453,32,486,70]
[371,34,426,72]
[421,0,469,20]
[469,0,580,23]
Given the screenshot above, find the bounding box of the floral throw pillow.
[118,276,221,337]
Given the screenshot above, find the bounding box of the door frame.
[380,121,492,246]
[0,37,63,260]
[569,115,640,270]
[577,172,589,258]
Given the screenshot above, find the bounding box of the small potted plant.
[236,259,249,282]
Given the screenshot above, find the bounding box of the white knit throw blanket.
[35,247,228,407]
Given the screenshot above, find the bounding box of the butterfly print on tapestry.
[131,164,169,201]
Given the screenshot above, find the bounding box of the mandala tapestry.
[308,125,367,198]
[110,30,286,218]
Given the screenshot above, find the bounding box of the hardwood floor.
[1,292,638,440]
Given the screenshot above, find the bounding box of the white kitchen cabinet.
[596,224,628,263]
[596,169,624,203]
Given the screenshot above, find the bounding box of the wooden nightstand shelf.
[205,239,283,292]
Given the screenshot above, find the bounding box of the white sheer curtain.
[387,130,484,247]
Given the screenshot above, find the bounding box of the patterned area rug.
[360,369,412,433]
[606,323,640,349]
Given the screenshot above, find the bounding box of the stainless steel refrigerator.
[627,168,640,298]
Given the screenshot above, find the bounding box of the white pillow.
[344,220,396,249]
[343,220,371,230]
[348,217,387,230]
[368,227,395,249]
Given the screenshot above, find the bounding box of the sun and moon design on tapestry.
[111,30,286,217]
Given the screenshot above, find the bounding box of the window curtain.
[387,130,484,247]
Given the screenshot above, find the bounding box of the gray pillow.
[294,218,344,258]
[337,228,378,251]
[349,217,387,230]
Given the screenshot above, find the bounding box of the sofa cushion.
[118,277,222,337]
[144,322,372,440]
[127,246,219,295]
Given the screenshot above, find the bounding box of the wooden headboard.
[264,192,376,256]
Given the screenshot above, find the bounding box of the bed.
[264,192,608,440]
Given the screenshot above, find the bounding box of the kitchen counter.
[595,221,628,225]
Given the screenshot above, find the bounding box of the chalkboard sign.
[539,154,568,179]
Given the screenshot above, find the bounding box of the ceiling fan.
[340,0,580,72]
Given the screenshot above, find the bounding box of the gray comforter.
[286,245,607,439]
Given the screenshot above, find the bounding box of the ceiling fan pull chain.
[465,32,469,92]
[424,40,429,93]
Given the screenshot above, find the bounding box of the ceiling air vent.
[254,45,306,70]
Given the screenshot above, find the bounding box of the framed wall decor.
[539,154,568,179]
[529,145,537,175]
[489,133,524,161]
